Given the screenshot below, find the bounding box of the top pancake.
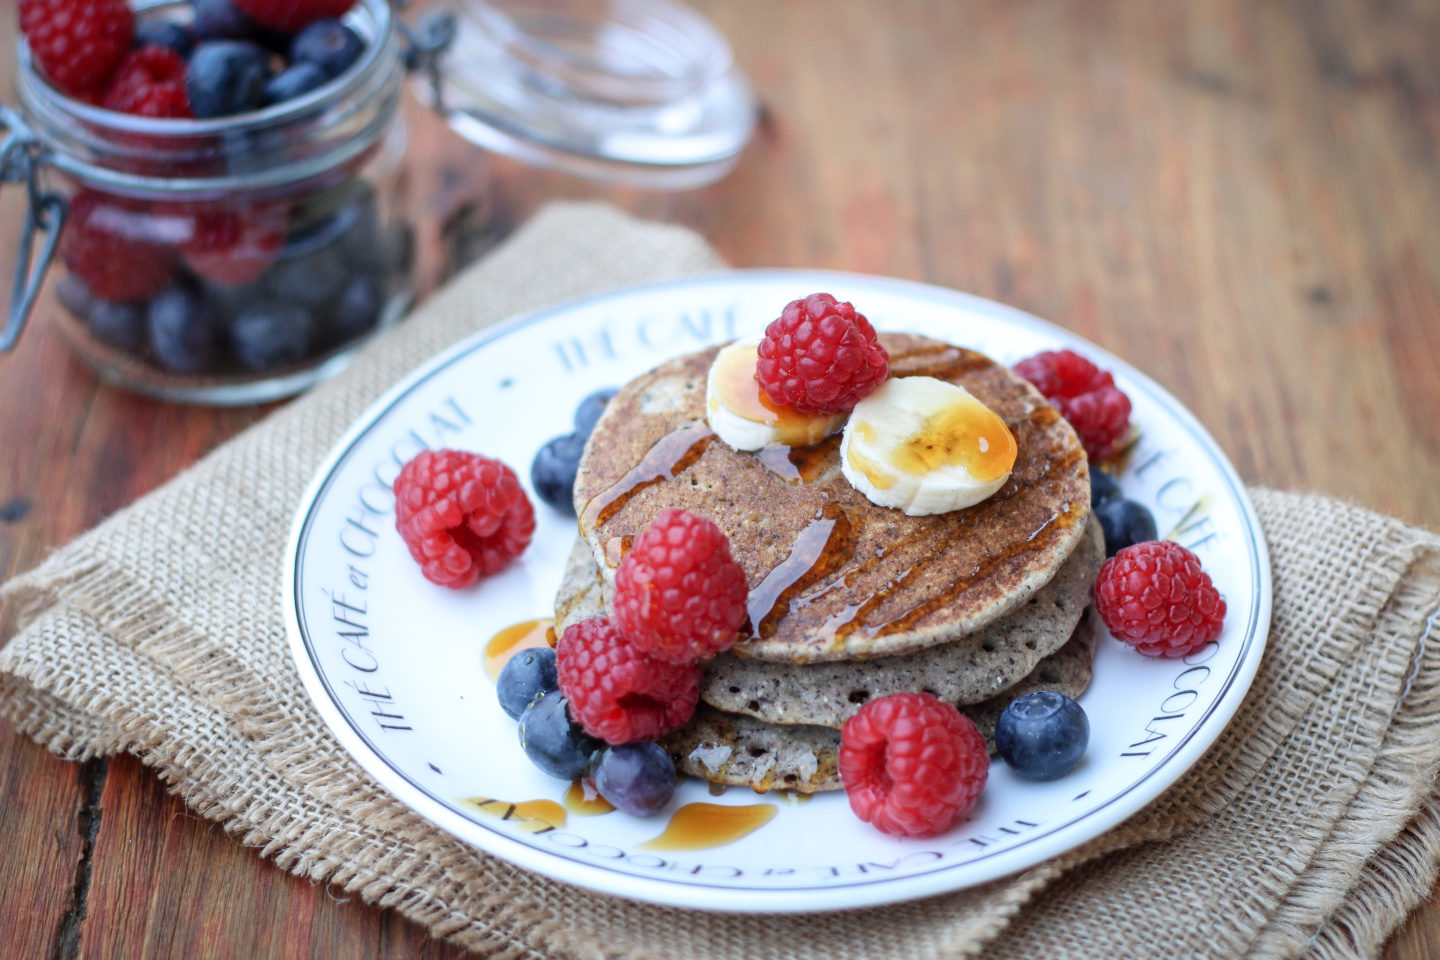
[573,333,1092,662]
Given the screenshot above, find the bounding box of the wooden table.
[2,0,1438,955]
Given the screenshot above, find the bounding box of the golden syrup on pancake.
[889,393,1017,482]
[603,536,633,568]
[756,433,842,484]
[638,802,778,851]
[744,504,856,640]
[710,342,839,447]
[482,619,556,681]
[459,797,566,833]
[770,367,1084,651]
[563,779,616,815]
[579,421,715,530]
[578,340,1083,659]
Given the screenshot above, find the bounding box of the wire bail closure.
[397,4,458,113]
[1,103,67,354]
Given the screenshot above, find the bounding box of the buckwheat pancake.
[700,517,1102,726]
[572,333,1092,663]
[552,516,1103,727]
[663,610,1101,793]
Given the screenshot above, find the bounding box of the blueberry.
[574,388,618,438]
[56,275,98,321]
[186,41,272,118]
[531,433,586,515]
[1090,468,1121,508]
[518,691,599,780]
[260,243,351,312]
[339,191,388,271]
[135,20,196,58]
[1095,497,1158,557]
[592,743,676,817]
[330,274,384,342]
[229,302,315,371]
[497,647,559,720]
[291,20,365,78]
[192,0,259,41]
[995,690,1089,781]
[263,63,330,105]
[147,285,219,372]
[89,299,147,353]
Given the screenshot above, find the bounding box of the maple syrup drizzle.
[482,619,556,681]
[710,343,840,447]
[603,536,634,568]
[563,779,616,816]
[460,797,567,833]
[783,434,1085,648]
[890,394,1017,483]
[755,433,842,484]
[579,421,715,530]
[744,505,856,639]
[638,803,778,852]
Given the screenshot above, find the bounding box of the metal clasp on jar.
[0,103,67,352]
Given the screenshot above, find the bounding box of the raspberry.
[839,692,989,837]
[20,0,133,98]
[556,617,700,744]
[102,47,192,118]
[393,450,536,589]
[232,0,356,32]
[1013,349,1133,461]
[755,293,890,415]
[613,509,749,664]
[1094,540,1226,658]
[174,203,287,288]
[60,190,176,303]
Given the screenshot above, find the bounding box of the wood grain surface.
[2,0,1439,956]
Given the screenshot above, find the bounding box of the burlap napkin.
[4,203,1439,960]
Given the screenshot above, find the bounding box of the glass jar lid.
[422,0,756,189]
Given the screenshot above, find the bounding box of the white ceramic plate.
[284,270,1270,913]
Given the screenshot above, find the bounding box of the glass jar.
[1,0,756,404]
[2,0,414,404]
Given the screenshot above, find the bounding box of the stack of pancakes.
[556,333,1100,793]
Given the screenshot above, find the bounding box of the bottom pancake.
[662,608,1100,793]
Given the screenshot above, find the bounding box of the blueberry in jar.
[592,743,676,817]
[518,691,599,780]
[531,433,587,515]
[229,301,315,371]
[89,299,147,353]
[186,41,272,118]
[263,62,330,105]
[56,275,97,322]
[995,690,1089,781]
[291,20,365,78]
[573,388,619,439]
[192,0,259,41]
[1095,497,1158,557]
[329,274,383,342]
[259,243,351,313]
[497,647,559,720]
[147,285,219,372]
[135,20,196,59]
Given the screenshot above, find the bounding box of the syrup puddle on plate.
[639,803,778,851]
[564,779,616,816]
[483,618,556,681]
[458,797,567,833]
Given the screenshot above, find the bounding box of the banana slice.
[840,376,1018,515]
[706,340,847,451]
